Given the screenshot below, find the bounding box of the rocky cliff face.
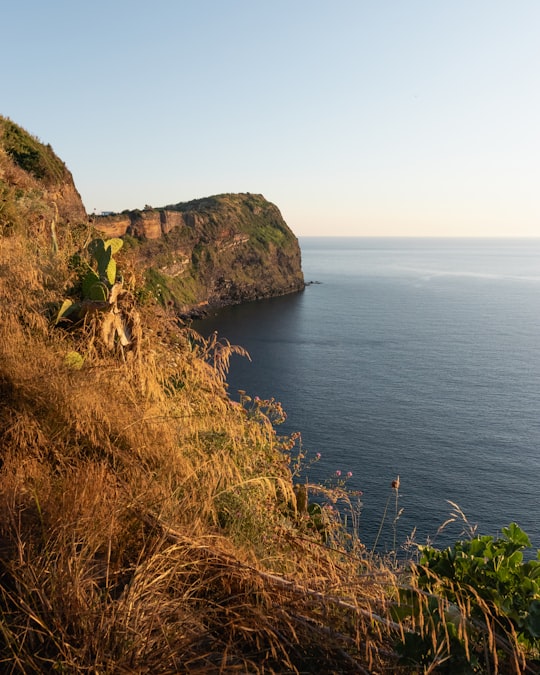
[0,116,87,229]
[95,193,305,317]
[0,118,304,317]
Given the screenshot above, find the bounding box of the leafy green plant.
[419,523,540,647]
[56,237,139,351]
[56,237,123,323]
[396,522,540,671]
[393,589,477,673]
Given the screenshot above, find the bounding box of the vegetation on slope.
[1,124,540,673]
[0,116,86,233]
[165,192,296,252]
[0,117,68,184]
[0,222,400,673]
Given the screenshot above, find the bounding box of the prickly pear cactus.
[64,351,84,370]
[55,299,80,324]
[87,281,109,302]
[82,268,100,298]
[81,238,125,297]
[55,235,136,352]
[99,247,116,285]
[103,238,123,255]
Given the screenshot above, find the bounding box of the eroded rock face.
[94,209,213,240]
[47,179,86,224]
[95,193,305,317]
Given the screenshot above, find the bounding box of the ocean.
[195,237,540,554]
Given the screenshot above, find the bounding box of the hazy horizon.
[299,234,540,239]
[3,1,540,238]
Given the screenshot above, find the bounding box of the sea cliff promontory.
[94,193,305,317]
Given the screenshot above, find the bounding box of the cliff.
[94,193,305,317]
[0,118,304,317]
[0,116,86,229]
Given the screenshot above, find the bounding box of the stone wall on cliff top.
[94,193,305,317]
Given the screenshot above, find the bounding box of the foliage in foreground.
[395,519,540,673]
[0,218,539,673]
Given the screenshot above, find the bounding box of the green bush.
[418,523,540,648]
[1,118,66,184]
[396,523,540,671]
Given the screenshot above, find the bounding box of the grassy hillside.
[0,117,68,184]
[1,136,539,673]
[0,221,399,673]
[0,116,86,233]
[164,193,296,251]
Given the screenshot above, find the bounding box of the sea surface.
[195,238,540,553]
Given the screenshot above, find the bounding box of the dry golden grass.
[0,222,532,673]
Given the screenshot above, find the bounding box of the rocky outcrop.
[95,193,305,318]
[0,116,86,228]
[93,209,187,239]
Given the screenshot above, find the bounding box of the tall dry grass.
[0,222,531,673]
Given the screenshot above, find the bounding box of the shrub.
[1,117,67,184]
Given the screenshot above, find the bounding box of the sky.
[2,1,540,237]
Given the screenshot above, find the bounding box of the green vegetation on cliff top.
[165,192,294,249]
[0,116,84,234]
[0,116,68,184]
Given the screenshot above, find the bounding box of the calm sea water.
[195,238,540,553]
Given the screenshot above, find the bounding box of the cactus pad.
[87,282,109,302]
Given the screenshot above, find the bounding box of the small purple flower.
[347,471,353,478]
[316,452,321,459]
[335,470,341,477]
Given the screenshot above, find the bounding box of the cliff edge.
[0,116,86,228]
[95,193,305,317]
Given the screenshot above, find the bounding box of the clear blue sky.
[3,1,540,236]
